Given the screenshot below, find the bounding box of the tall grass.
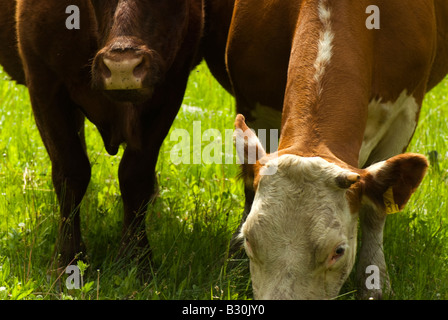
[0,62,447,300]
[0,63,250,300]
[381,80,448,299]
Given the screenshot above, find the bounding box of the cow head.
[90,0,192,103]
[234,114,428,299]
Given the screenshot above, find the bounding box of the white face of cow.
[233,113,428,300]
[240,155,359,299]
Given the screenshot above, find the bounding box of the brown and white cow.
[0,0,234,269]
[227,0,448,299]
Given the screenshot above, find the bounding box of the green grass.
[381,81,448,300]
[1,62,448,300]
[0,63,249,300]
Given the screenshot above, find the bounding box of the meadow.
[0,61,447,300]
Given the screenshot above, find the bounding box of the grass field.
[0,62,448,300]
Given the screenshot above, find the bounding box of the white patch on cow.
[314,0,334,95]
[359,90,419,167]
[241,154,358,299]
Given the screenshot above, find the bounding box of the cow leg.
[117,147,155,263]
[116,67,193,268]
[27,80,90,268]
[356,204,390,299]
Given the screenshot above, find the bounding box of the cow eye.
[335,245,345,256]
[328,244,347,267]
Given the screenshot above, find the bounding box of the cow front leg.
[356,204,391,299]
[118,147,156,264]
[52,143,90,268]
[28,84,91,268]
[115,67,192,268]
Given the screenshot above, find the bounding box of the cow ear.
[233,114,268,188]
[361,153,429,214]
[233,114,267,165]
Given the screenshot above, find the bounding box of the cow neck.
[278,0,373,169]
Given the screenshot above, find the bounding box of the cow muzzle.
[92,45,162,103]
[102,54,145,90]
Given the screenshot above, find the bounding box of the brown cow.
[0,0,234,269]
[227,0,448,299]
[0,1,25,84]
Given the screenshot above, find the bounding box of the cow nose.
[102,54,145,90]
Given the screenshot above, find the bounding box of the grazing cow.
[227,0,448,299]
[0,0,234,269]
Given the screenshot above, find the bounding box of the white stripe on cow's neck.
[313,0,334,96]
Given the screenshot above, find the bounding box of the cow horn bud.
[335,172,360,189]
